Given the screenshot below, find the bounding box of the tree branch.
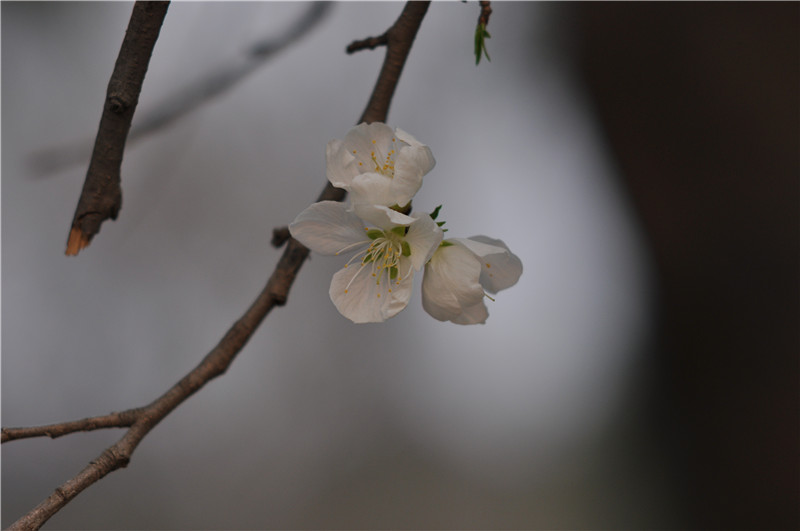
[2,410,140,443]
[65,1,169,256]
[6,3,430,529]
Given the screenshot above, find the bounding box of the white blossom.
[289,201,443,323]
[422,236,522,325]
[326,122,435,210]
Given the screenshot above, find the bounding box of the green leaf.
[366,229,383,240]
[430,205,443,220]
[389,266,398,280]
[390,226,406,237]
[440,241,454,248]
[401,241,411,257]
[474,23,491,65]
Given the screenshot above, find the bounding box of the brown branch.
[478,0,492,27]
[346,32,389,53]
[6,3,430,529]
[65,1,169,257]
[1,410,141,443]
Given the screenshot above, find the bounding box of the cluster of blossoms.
[289,123,522,324]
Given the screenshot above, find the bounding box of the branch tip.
[65,227,90,256]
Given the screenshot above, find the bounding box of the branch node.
[478,0,492,27]
[106,95,130,115]
[271,226,291,248]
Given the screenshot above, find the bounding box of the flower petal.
[352,203,415,230]
[326,138,359,189]
[393,138,435,207]
[451,300,489,325]
[454,236,523,294]
[421,243,485,322]
[289,201,368,255]
[349,172,397,208]
[329,261,414,323]
[405,214,444,270]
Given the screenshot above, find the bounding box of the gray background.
[3,2,668,528]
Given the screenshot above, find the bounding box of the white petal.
[289,201,368,255]
[394,127,423,147]
[392,144,435,206]
[451,300,489,325]
[342,123,396,168]
[455,236,523,294]
[349,172,397,207]
[421,244,484,322]
[329,261,414,323]
[325,138,358,189]
[405,214,444,270]
[352,204,414,230]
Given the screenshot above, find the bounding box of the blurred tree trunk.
[571,3,798,529]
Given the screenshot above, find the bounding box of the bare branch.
[346,32,389,53]
[30,2,333,177]
[6,3,431,529]
[1,410,140,443]
[65,2,170,256]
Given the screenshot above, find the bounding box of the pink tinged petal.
[352,204,414,230]
[329,261,415,323]
[455,236,523,294]
[288,201,368,255]
[405,214,444,270]
[421,244,485,322]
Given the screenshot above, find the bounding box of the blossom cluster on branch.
[290,122,522,324]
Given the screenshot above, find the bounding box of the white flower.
[422,236,522,325]
[289,201,443,323]
[326,122,435,210]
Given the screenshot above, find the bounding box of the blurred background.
[2,2,797,529]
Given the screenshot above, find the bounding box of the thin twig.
[65,2,170,256]
[31,2,333,178]
[6,3,430,529]
[346,32,388,53]
[2,410,141,443]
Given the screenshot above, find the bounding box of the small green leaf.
[430,205,443,220]
[436,221,446,227]
[440,241,454,248]
[389,266,398,279]
[475,23,491,65]
[401,241,411,257]
[366,229,383,240]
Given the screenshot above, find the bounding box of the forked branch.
[5,2,430,529]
